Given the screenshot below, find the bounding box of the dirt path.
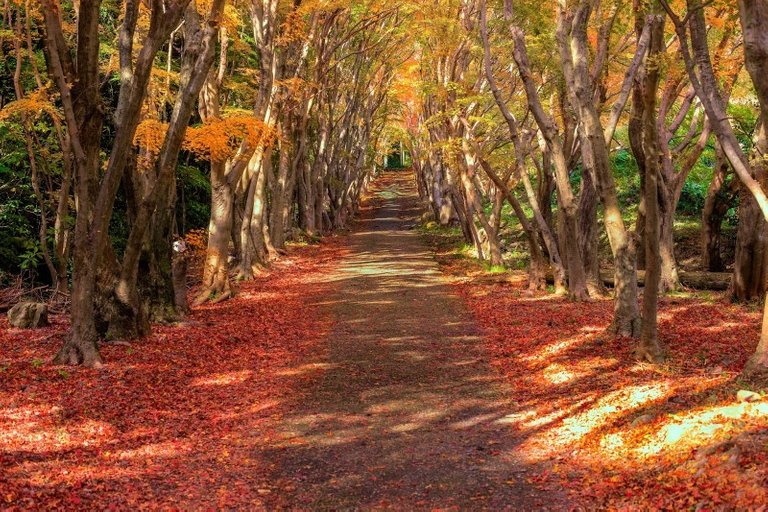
[263,172,563,510]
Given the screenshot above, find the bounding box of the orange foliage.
[184,228,208,253]
[133,119,169,154]
[133,115,277,164]
[183,116,277,162]
[0,88,60,123]
[277,9,308,46]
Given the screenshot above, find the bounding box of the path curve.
[264,172,563,510]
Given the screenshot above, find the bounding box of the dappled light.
[2,0,768,507]
[1,242,341,508]
[191,370,254,387]
[451,249,768,507]
[3,169,768,509]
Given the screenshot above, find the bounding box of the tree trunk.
[459,139,503,266]
[702,147,737,271]
[476,3,561,291]
[638,12,665,363]
[138,208,178,323]
[195,161,234,304]
[172,252,190,316]
[537,153,556,239]
[476,156,552,291]
[237,151,271,278]
[54,219,102,366]
[731,181,768,301]
[578,168,607,296]
[557,2,640,333]
[658,183,681,292]
[737,0,768,378]
[734,54,768,302]
[630,93,647,271]
[509,22,588,299]
[269,135,292,250]
[435,159,455,226]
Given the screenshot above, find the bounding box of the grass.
[421,200,737,281]
[493,204,737,273]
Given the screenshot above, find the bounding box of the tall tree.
[41,0,224,365]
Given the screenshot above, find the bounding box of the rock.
[708,365,724,375]
[7,302,49,328]
[736,389,762,403]
[631,413,655,427]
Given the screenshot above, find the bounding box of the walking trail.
[263,172,562,510]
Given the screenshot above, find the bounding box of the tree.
[41,0,224,365]
[661,0,768,375]
[638,7,665,363]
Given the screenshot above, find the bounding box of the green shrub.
[677,181,707,215]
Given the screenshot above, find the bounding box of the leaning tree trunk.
[124,147,179,325]
[92,164,151,342]
[509,23,588,299]
[558,2,640,335]
[476,4,560,291]
[459,141,503,267]
[476,156,552,291]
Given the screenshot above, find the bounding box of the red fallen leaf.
[453,255,768,510]
[0,241,346,510]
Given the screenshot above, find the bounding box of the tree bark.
[577,168,607,296]
[557,1,641,334]
[638,11,665,363]
[731,174,768,302]
[702,147,738,271]
[507,12,588,299]
[196,161,234,304]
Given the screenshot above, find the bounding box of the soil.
[261,172,564,510]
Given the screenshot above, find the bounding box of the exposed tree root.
[193,277,235,306]
[53,341,103,368]
[741,352,768,386]
[635,344,665,364]
[607,316,642,339]
[103,340,133,348]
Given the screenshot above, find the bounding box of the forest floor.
[1,240,344,509]
[1,171,767,510]
[418,184,768,506]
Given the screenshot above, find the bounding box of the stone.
[7,302,49,328]
[736,389,762,403]
[708,365,724,375]
[631,413,655,427]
